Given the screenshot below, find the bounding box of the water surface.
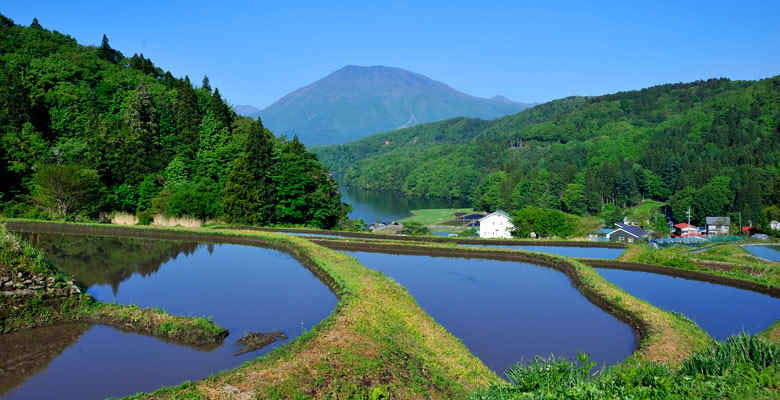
[459,244,624,259]
[339,182,471,223]
[743,245,780,262]
[3,232,337,400]
[595,268,780,340]
[344,251,635,376]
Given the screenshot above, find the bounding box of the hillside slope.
[0,14,345,228]
[316,77,780,226]
[260,65,533,145]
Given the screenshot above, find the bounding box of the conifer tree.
[175,76,201,154]
[98,34,115,62]
[201,75,211,92]
[121,82,158,183]
[222,118,276,225]
[30,17,41,28]
[209,88,232,128]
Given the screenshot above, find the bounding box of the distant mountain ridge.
[234,104,261,117]
[258,65,534,145]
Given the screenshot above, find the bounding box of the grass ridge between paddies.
[0,224,228,345]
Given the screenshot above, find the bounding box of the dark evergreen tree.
[0,13,14,27]
[97,34,116,63]
[121,82,159,183]
[175,76,201,154]
[210,88,232,128]
[201,75,211,92]
[222,118,275,224]
[30,17,41,28]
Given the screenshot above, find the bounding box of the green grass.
[399,208,474,225]
[470,334,779,399]
[625,200,664,223]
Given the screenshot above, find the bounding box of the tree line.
[318,76,780,231]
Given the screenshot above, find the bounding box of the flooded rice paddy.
[458,244,624,259]
[595,268,780,340]
[344,251,636,376]
[1,232,337,400]
[742,244,780,262]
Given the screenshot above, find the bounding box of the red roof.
[669,232,706,238]
[674,223,697,229]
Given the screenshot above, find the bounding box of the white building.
[478,210,514,239]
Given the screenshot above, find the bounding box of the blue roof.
[614,222,648,238]
[599,229,613,234]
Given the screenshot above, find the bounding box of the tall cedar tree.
[97,34,116,63]
[122,82,159,183]
[210,88,232,128]
[222,118,275,224]
[175,76,201,155]
[201,75,211,92]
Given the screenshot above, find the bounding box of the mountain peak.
[260,66,534,145]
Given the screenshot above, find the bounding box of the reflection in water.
[20,233,200,295]
[458,244,625,260]
[3,232,337,400]
[339,182,471,223]
[0,323,91,395]
[345,251,635,376]
[595,268,780,340]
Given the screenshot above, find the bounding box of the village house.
[705,216,730,236]
[478,210,514,239]
[607,222,648,243]
[671,223,705,238]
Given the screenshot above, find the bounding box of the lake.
[2,232,337,400]
[339,182,471,223]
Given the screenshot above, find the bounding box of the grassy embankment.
[619,243,780,289]
[306,238,779,399]
[470,333,778,399]
[3,220,776,398]
[0,225,227,345]
[2,220,498,399]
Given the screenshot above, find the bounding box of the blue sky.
[4,1,779,108]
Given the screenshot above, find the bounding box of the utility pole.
[686,206,692,226]
[739,212,742,235]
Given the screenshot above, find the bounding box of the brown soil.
[235,331,286,356]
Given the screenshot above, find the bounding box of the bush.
[137,210,154,225]
[32,164,107,219]
[399,221,430,236]
[510,207,582,238]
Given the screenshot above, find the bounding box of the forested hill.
[0,14,346,228]
[315,76,780,226]
[259,65,534,145]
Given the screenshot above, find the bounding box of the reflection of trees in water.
[21,233,201,294]
[0,323,91,396]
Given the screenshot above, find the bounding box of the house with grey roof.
[478,209,514,239]
[706,216,730,236]
[607,222,649,243]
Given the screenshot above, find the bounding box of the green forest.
[317,77,780,229]
[0,15,347,228]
